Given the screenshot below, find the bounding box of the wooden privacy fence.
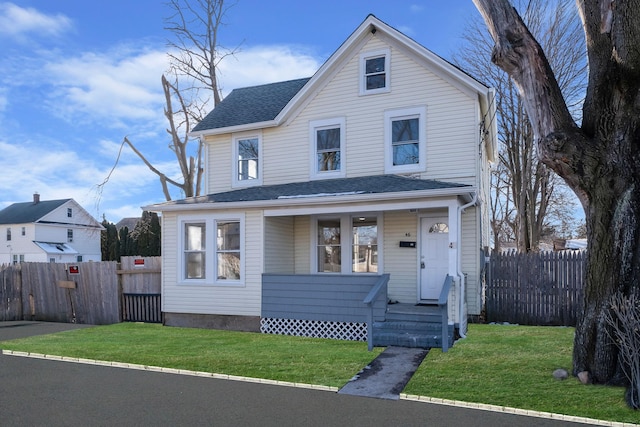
[0,261,119,324]
[0,257,161,324]
[486,251,585,326]
[118,256,162,323]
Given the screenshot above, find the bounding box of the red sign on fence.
[134,259,145,268]
[68,265,79,275]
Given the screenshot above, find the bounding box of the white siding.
[383,211,418,303]
[161,209,263,316]
[293,216,310,273]
[264,216,294,274]
[204,35,480,194]
[461,207,481,315]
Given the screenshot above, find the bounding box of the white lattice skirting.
[260,318,367,341]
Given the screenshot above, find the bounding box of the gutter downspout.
[457,192,478,338]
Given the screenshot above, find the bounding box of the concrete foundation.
[163,312,261,333]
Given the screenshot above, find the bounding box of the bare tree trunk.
[473,0,640,401]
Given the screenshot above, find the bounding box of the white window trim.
[309,117,346,180]
[359,49,391,96]
[310,213,383,275]
[232,131,263,188]
[178,213,245,286]
[384,106,427,174]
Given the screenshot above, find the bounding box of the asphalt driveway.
[0,322,597,426]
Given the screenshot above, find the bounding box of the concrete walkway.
[339,346,428,399]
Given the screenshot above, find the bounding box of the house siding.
[205,35,480,193]
[293,216,310,274]
[383,211,418,303]
[461,207,481,315]
[264,216,295,274]
[161,209,262,317]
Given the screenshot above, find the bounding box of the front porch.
[261,274,457,351]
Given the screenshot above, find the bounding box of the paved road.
[0,322,596,426]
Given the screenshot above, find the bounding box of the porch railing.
[439,275,454,352]
[363,273,390,351]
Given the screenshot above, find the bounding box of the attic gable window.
[232,132,262,187]
[360,49,390,95]
[310,117,345,179]
[67,208,73,218]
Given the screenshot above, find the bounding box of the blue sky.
[0,1,479,222]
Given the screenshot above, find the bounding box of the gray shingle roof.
[164,175,470,207]
[192,77,311,132]
[0,199,70,225]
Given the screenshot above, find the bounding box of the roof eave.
[143,186,476,213]
[189,120,279,138]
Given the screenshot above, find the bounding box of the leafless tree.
[473,0,640,407]
[456,0,586,252]
[100,0,238,201]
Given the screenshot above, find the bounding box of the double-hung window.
[314,215,380,274]
[67,229,73,243]
[233,133,262,187]
[180,215,244,285]
[310,118,345,179]
[360,49,390,95]
[384,106,427,173]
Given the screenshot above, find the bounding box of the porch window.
[384,106,427,173]
[310,118,345,179]
[352,217,378,273]
[216,221,241,280]
[233,133,262,187]
[317,218,341,272]
[314,214,382,274]
[184,223,206,279]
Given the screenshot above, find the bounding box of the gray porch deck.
[261,274,456,352]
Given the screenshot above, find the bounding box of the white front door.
[420,217,450,301]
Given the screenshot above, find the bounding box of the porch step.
[372,304,455,349]
[372,330,452,349]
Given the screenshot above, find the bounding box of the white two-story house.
[0,194,104,264]
[147,15,496,349]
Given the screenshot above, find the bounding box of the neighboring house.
[0,194,104,264]
[146,15,497,348]
[116,217,140,232]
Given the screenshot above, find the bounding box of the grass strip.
[0,322,380,387]
[404,324,638,424]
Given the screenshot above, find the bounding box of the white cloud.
[0,2,72,38]
[218,45,321,95]
[43,48,169,127]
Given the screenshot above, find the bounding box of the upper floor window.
[233,133,262,187]
[310,118,345,179]
[360,49,390,95]
[67,229,73,242]
[6,228,11,241]
[384,106,427,174]
[21,227,26,236]
[67,208,73,218]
